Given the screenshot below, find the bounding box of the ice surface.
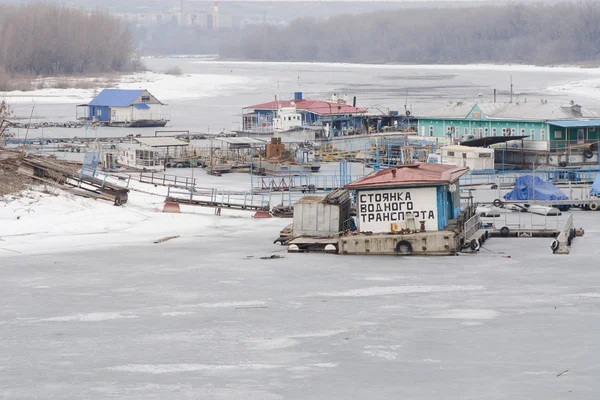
[2,176,600,399]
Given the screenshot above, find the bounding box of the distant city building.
[116,2,230,29]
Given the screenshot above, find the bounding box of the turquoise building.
[418,100,600,150]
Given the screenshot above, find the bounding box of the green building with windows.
[418,100,600,151]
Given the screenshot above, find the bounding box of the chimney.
[353,96,357,108]
[391,168,397,178]
[493,89,496,103]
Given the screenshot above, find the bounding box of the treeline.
[219,1,600,65]
[0,3,139,76]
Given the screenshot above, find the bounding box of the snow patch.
[419,309,499,320]
[363,350,397,360]
[193,301,267,308]
[161,311,194,316]
[107,363,283,374]
[38,312,138,322]
[317,285,485,297]
[247,337,298,350]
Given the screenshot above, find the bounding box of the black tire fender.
[500,226,510,237]
[590,202,598,211]
[470,239,480,251]
[584,149,594,159]
[551,239,559,252]
[493,199,503,208]
[395,240,413,255]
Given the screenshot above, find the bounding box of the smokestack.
[353,96,356,108]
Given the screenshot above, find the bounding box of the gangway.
[165,186,308,213]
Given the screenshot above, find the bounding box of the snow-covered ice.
[2,173,600,399]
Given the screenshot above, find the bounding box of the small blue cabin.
[77,89,168,127]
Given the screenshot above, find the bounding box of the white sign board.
[357,187,439,233]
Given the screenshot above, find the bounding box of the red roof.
[246,98,367,115]
[345,163,469,190]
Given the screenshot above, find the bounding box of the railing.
[463,213,481,239]
[138,171,197,189]
[166,185,310,210]
[460,168,600,187]
[252,174,364,193]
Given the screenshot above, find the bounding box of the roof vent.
[572,104,582,116]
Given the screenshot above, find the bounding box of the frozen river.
[2,211,600,399]
[3,60,600,398]
[5,59,600,139]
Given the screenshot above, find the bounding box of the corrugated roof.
[133,103,150,110]
[135,137,188,147]
[548,119,600,128]
[345,163,469,190]
[218,137,267,145]
[246,99,367,115]
[421,101,598,121]
[88,89,145,107]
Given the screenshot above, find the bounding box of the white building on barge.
[287,163,475,256]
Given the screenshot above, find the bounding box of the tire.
[500,226,510,237]
[493,199,503,208]
[567,236,573,246]
[485,230,490,239]
[551,239,559,252]
[470,239,480,251]
[480,234,485,244]
[395,240,413,255]
[584,149,594,159]
[559,161,568,167]
[570,228,576,240]
[590,202,598,211]
[114,194,123,206]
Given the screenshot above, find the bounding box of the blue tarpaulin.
[504,175,568,201]
[591,174,600,196]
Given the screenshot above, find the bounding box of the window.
[484,128,489,136]
[464,127,469,135]
[511,128,516,135]
[479,153,491,158]
[502,128,508,136]
[429,126,434,136]
[521,128,526,135]
[472,128,476,135]
[555,131,562,139]
[462,153,467,159]
[141,96,151,103]
[540,129,546,141]
[492,128,497,136]
[447,151,455,156]
[96,109,102,116]
[530,129,535,140]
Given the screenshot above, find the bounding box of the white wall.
[357,187,438,233]
[110,107,133,123]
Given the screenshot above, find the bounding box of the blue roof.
[133,103,150,109]
[548,119,600,128]
[88,89,145,107]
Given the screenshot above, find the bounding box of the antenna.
[297,71,300,90]
[510,75,513,103]
[404,87,408,113]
